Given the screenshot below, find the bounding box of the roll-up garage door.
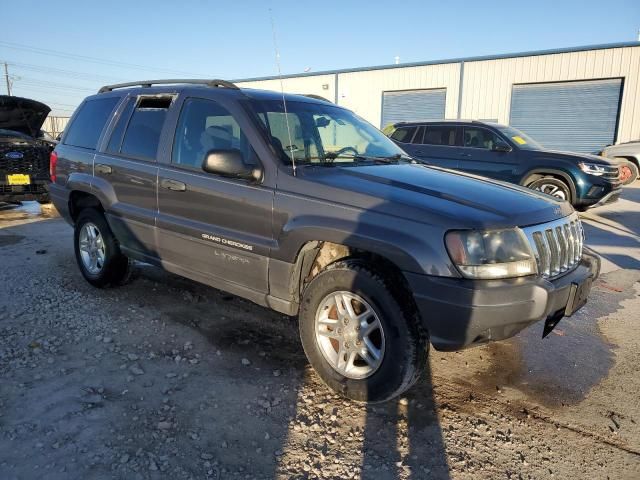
[510,79,622,154]
[381,89,446,128]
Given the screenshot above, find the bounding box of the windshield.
[494,125,545,151]
[252,99,408,165]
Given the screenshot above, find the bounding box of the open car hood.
[0,95,51,137]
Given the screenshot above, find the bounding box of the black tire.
[527,176,573,204]
[74,208,130,288]
[299,259,428,402]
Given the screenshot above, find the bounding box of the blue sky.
[2,0,639,115]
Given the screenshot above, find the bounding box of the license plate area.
[7,174,31,185]
[564,276,593,317]
[542,276,593,338]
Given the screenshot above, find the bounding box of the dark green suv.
[385,120,622,210]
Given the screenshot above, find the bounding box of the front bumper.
[576,172,622,208]
[586,188,622,209]
[0,179,50,202]
[405,249,600,351]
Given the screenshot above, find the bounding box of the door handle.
[95,163,112,174]
[161,179,187,192]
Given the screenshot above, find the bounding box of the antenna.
[269,9,297,176]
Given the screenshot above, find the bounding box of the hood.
[0,96,51,137]
[540,149,619,166]
[300,164,574,229]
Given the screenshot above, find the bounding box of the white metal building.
[235,42,640,153]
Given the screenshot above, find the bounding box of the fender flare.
[519,168,577,203]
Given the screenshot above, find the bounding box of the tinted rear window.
[422,126,457,146]
[390,126,416,143]
[106,97,136,153]
[63,97,120,150]
[120,96,172,160]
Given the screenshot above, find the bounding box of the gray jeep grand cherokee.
[50,79,599,402]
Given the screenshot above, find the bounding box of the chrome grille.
[523,213,583,279]
[601,165,620,181]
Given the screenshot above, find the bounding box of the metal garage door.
[381,89,446,128]
[510,79,622,153]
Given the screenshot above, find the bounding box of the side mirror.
[202,149,262,181]
[493,141,512,153]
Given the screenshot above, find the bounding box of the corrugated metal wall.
[235,45,640,145]
[459,46,640,144]
[510,79,623,153]
[236,74,336,103]
[381,89,447,127]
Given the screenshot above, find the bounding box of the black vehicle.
[384,120,622,210]
[50,80,599,402]
[0,95,54,203]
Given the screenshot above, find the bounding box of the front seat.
[201,125,233,152]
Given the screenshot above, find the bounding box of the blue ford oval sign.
[5,151,24,159]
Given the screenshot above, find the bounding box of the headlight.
[579,162,607,176]
[445,228,537,279]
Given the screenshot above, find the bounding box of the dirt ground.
[0,187,639,479]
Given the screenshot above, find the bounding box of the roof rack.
[98,79,239,94]
[303,94,332,103]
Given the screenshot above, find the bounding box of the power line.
[3,60,125,83]
[0,40,210,77]
[17,77,95,92]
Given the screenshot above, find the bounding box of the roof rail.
[98,79,239,94]
[303,94,332,103]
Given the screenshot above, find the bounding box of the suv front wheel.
[74,208,131,287]
[299,259,428,402]
[527,176,572,203]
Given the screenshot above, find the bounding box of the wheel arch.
[68,190,104,224]
[520,168,577,203]
[289,240,415,305]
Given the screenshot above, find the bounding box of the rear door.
[156,96,273,294]
[409,124,460,168]
[457,126,517,181]
[94,94,173,259]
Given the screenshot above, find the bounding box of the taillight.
[50,151,58,183]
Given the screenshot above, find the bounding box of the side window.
[422,126,457,146]
[172,98,257,169]
[411,126,425,144]
[390,126,416,143]
[463,127,501,150]
[260,111,311,163]
[120,96,172,160]
[63,97,120,150]
[106,97,135,153]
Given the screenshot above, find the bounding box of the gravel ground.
[0,202,639,479]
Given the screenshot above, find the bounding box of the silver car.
[600,141,640,184]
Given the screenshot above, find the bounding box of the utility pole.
[3,62,11,96]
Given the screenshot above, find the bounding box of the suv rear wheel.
[74,208,130,287]
[527,176,572,203]
[299,259,428,402]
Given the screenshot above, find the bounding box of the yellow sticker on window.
[512,135,527,145]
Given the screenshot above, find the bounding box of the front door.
[457,126,518,181]
[156,96,274,294]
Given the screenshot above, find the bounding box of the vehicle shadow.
[582,218,640,270]
[138,260,453,479]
